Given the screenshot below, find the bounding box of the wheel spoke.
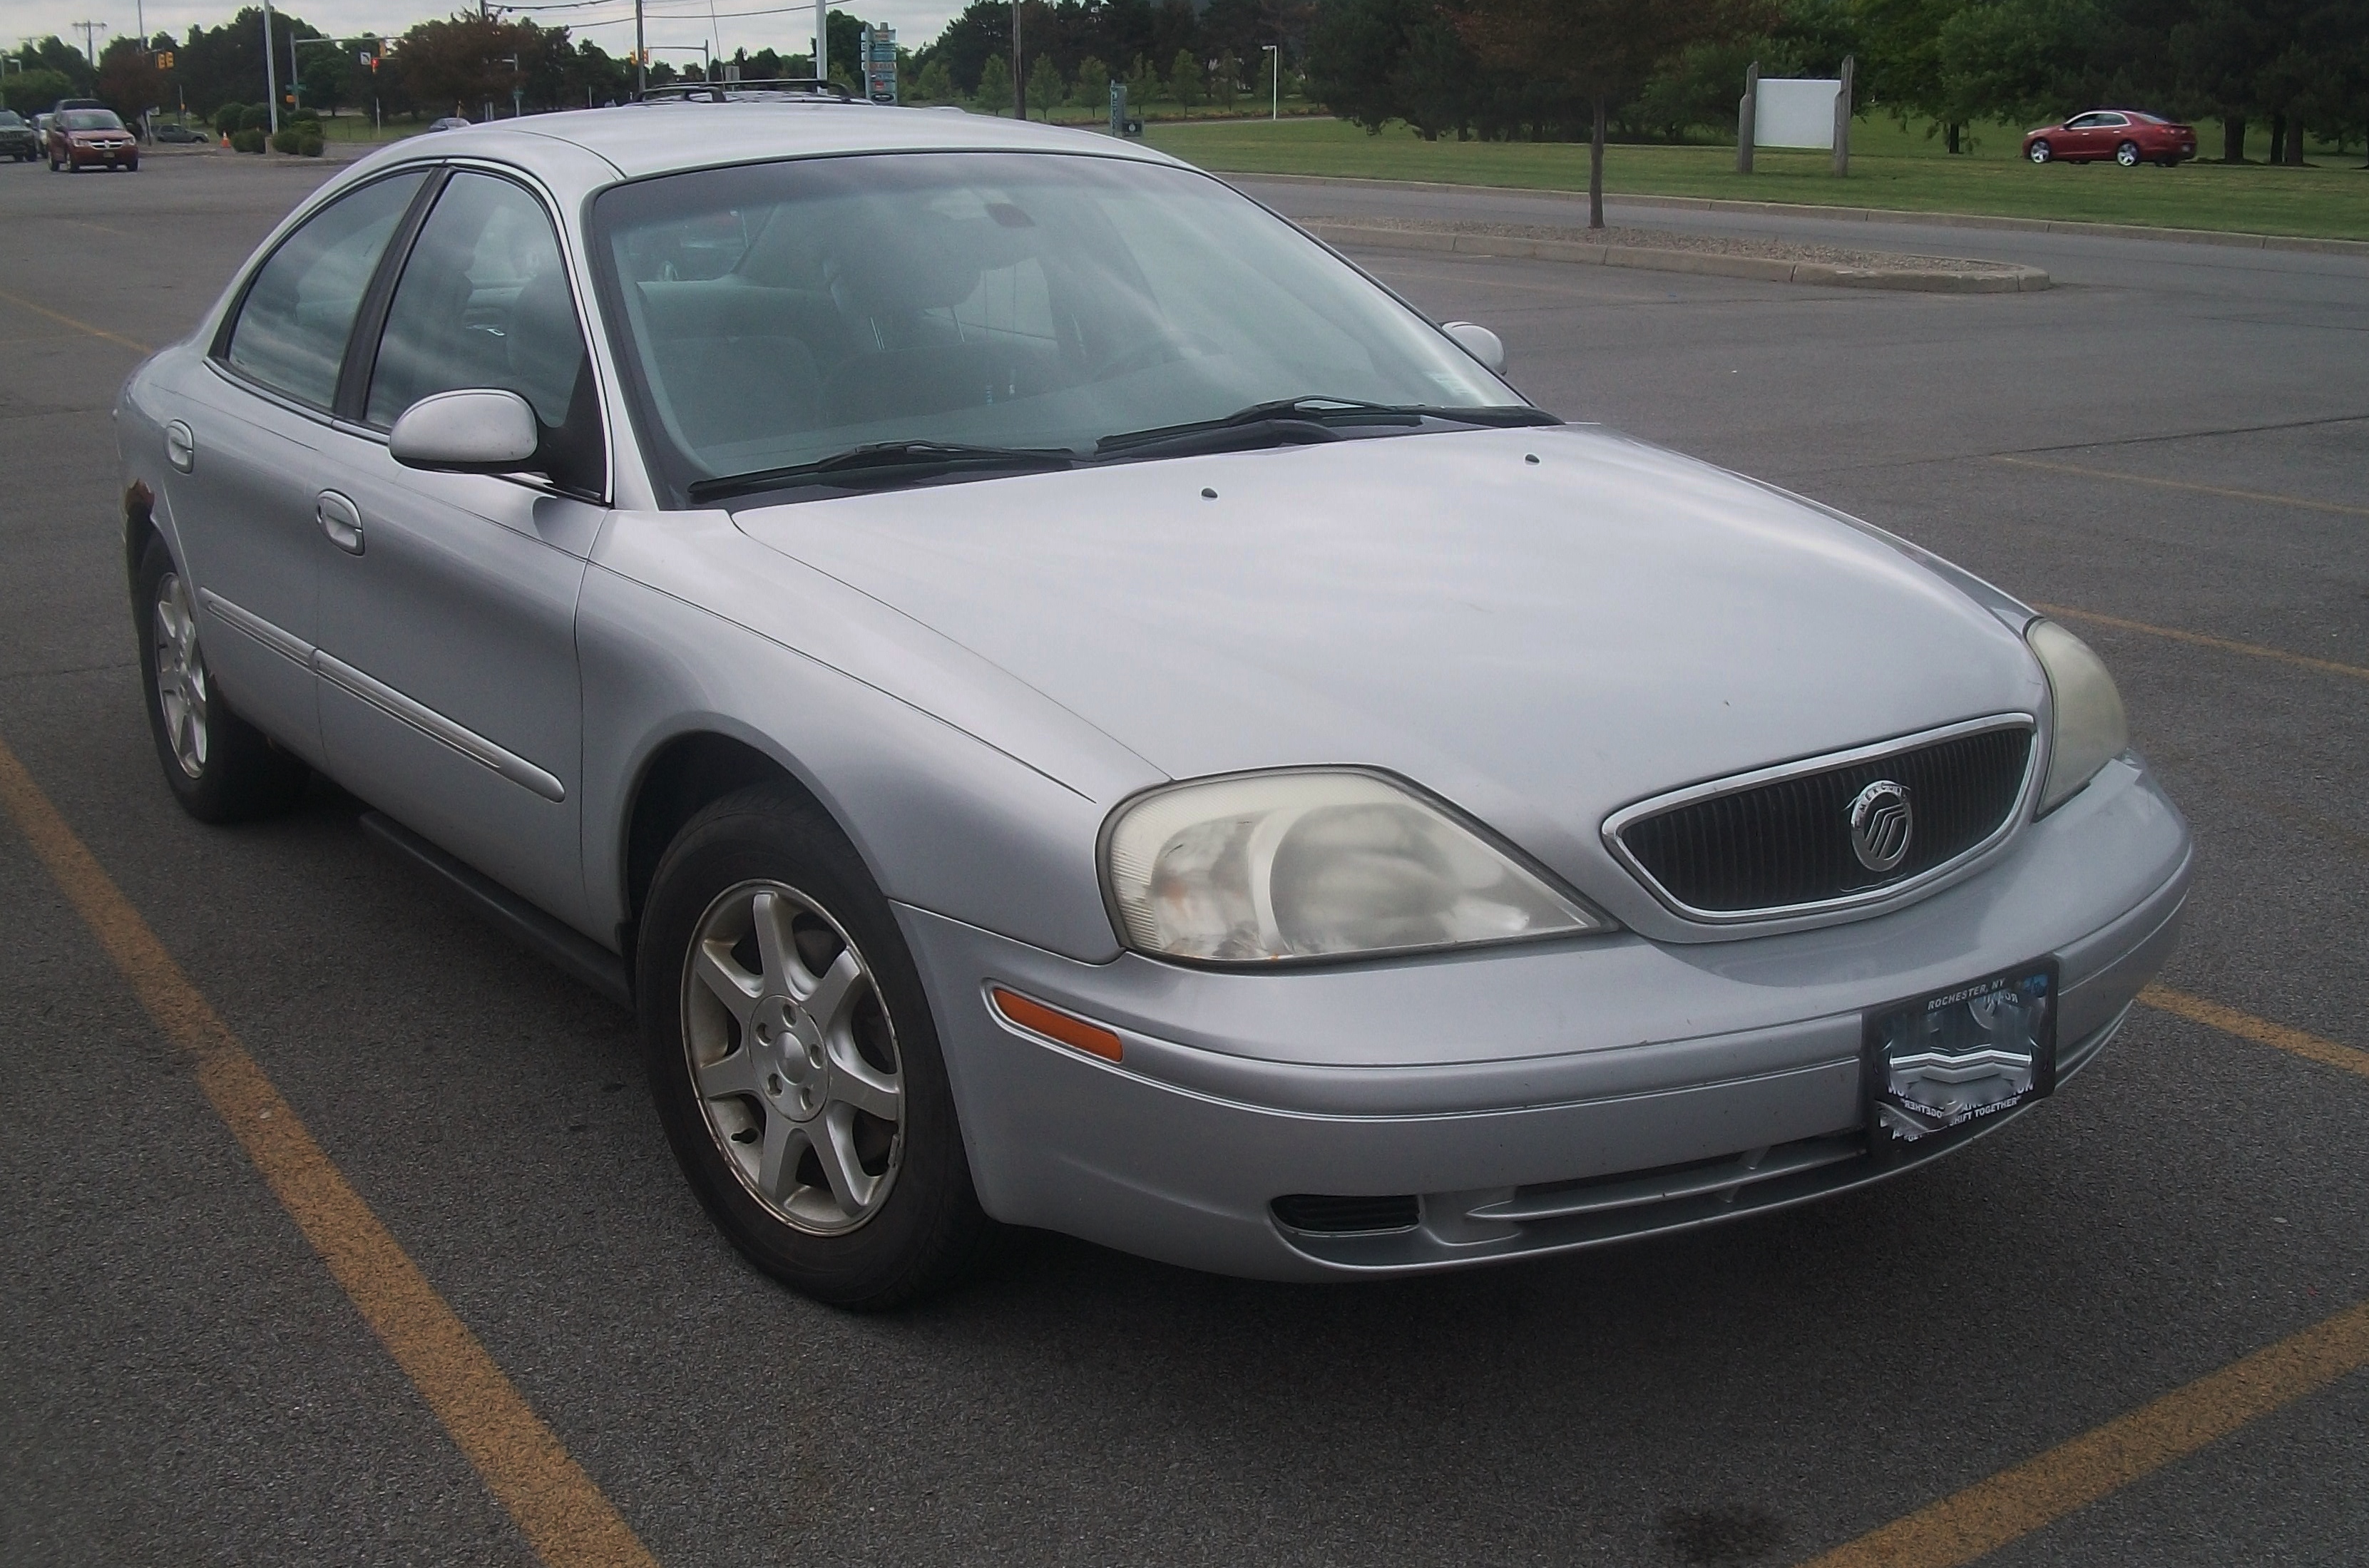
[829,1050,900,1122]
[750,889,798,997]
[755,1115,806,1202]
[812,1103,880,1216]
[692,938,761,1028]
[800,947,864,1038]
[693,1045,759,1103]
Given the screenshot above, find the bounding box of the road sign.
[859,24,896,103]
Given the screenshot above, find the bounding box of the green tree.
[1457,0,1775,227]
[300,43,354,116]
[1210,48,1239,112]
[1171,46,1202,113]
[1075,54,1110,110]
[1,68,79,118]
[1027,54,1064,115]
[913,57,956,101]
[976,51,1013,111]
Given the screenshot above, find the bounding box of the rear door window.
[222,173,426,410]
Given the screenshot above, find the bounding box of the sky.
[2,0,966,69]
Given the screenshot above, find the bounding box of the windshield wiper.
[688,441,1075,503]
[1092,397,1557,459]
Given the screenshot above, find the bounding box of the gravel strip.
[1331,216,2016,273]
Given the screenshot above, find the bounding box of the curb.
[1239,172,2369,257]
[1302,220,2052,293]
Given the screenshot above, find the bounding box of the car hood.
[731,424,2045,918]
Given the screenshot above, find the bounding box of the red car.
[47,107,139,173]
[2024,110,2196,168]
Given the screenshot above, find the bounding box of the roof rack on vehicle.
[634,78,856,103]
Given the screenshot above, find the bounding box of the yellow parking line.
[2140,984,2369,1080]
[0,285,153,355]
[1797,1296,2369,1568]
[0,732,657,1568]
[1994,454,2369,519]
[2033,603,2369,683]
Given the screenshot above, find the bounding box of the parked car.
[153,121,211,144]
[0,110,39,161]
[116,107,2189,1308]
[2025,110,2196,167]
[31,113,54,150]
[48,107,139,171]
[426,116,473,132]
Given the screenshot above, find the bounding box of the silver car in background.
[116,103,2189,1307]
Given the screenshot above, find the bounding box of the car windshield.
[61,111,123,131]
[0,113,23,127]
[590,151,1526,505]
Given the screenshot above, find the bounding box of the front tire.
[134,536,310,824]
[2027,140,2052,164]
[2115,140,2141,167]
[638,781,988,1308]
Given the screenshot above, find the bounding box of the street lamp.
[1262,43,1277,122]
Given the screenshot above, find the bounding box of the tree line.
[3,9,901,125]
[12,0,2359,171]
[1301,0,2369,163]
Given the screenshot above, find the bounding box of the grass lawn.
[1144,116,2369,241]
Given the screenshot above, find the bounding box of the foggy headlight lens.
[1103,772,1599,963]
[2029,619,2129,814]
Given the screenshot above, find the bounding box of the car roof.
[372,101,1183,185]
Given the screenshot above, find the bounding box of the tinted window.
[58,111,124,130]
[367,173,598,488]
[225,173,426,409]
[593,153,1513,503]
[0,113,24,127]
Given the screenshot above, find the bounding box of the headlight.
[2028,619,2129,814]
[1102,770,1600,963]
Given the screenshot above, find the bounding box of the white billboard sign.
[1754,78,1841,150]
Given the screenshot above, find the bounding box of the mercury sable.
[115,96,2190,1306]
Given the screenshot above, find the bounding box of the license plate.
[1864,960,2057,1145]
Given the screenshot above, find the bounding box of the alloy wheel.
[2028,141,2051,163]
[681,879,905,1234]
[2116,142,2140,166]
[153,570,209,778]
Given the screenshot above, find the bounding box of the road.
[3,148,2364,1567]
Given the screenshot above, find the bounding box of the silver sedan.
[116,102,2190,1306]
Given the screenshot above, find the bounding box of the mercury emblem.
[1848,779,1914,873]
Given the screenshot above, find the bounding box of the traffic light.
[154,50,174,68]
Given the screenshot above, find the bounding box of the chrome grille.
[1610,721,2035,918]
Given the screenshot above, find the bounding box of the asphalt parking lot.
[2,146,2364,1567]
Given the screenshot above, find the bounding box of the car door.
[158,169,430,763]
[312,168,607,929]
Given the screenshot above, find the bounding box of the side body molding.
[197,586,568,803]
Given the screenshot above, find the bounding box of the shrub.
[270,128,300,153]
[290,115,322,135]
[298,134,324,157]
[241,104,273,132]
[212,102,247,135]
[231,128,266,153]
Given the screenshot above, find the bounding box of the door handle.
[317,490,364,554]
[165,421,195,473]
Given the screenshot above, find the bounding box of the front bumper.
[901,757,2190,1281]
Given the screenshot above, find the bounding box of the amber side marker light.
[990,986,1124,1062]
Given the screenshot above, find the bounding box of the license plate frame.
[1863,958,2059,1152]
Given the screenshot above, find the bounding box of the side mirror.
[388,388,541,474]
[1442,322,1506,375]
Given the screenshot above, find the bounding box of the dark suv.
[0,111,39,162]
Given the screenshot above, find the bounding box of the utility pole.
[262,0,278,133]
[70,19,108,71]
[635,0,646,94]
[814,0,826,87]
[1011,0,1021,118]
[1262,43,1276,121]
